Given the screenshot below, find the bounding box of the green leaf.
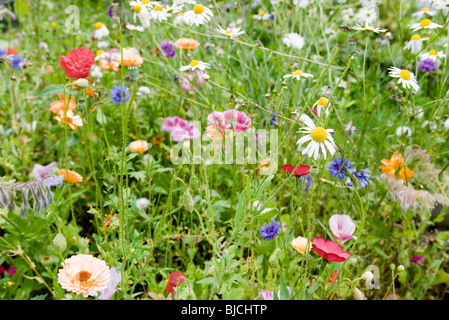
[279,274,290,300]
[233,190,246,229]
[254,207,278,220]
[254,175,274,199]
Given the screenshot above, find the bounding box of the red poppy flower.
[309,106,318,115]
[282,164,310,177]
[312,237,351,262]
[166,271,187,294]
[59,47,95,83]
[328,270,338,283]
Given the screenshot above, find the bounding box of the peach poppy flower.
[290,236,312,254]
[129,140,149,153]
[57,254,111,297]
[59,169,83,183]
[98,59,120,72]
[54,110,83,130]
[379,152,415,182]
[174,38,200,50]
[49,94,77,114]
[122,53,143,69]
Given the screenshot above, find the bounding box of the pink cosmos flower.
[312,237,351,262]
[329,214,357,244]
[161,116,200,142]
[207,109,251,133]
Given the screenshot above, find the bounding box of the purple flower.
[328,158,354,180]
[0,47,6,56]
[161,116,200,142]
[11,55,24,70]
[98,267,121,300]
[418,59,439,72]
[346,169,371,188]
[32,162,58,180]
[160,41,176,58]
[107,5,114,17]
[300,174,312,191]
[110,84,131,105]
[259,219,281,241]
[411,256,424,264]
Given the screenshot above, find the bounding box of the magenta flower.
[0,265,16,276]
[207,109,251,133]
[161,116,200,142]
[32,162,58,180]
[411,256,424,264]
[329,214,357,244]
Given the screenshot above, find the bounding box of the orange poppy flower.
[379,152,415,182]
[122,53,143,69]
[98,59,120,72]
[85,88,95,96]
[151,134,165,147]
[129,140,149,153]
[59,169,83,184]
[54,110,84,130]
[174,38,200,50]
[49,94,77,114]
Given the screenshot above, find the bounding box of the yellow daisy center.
[317,97,329,106]
[410,34,421,41]
[400,70,411,81]
[194,4,205,14]
[429,49,437,55]
[178,12,183,16]
[96,50,104,56]
[133,5,142,13]
[190,60,199,67]
[154,5,163,11]
[95,22,104,30]
[142,0,150,4]
[421,7,429,12]
[310,127,327,143]
[364,25,374,31]
[420,19,431,27]
[258,10,266,15]
[293,69,303,76]
[225,30,232,35]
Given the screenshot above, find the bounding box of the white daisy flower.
[355,7,378,25]
[443,117,449,129]
[174,12,187,24]
[283,69,313,80]
[296,120,337,160]
[126,23,145,32]
[136,86,152,96]
[253,10,271,20]
[93,22,109,40]
[409,18,442,31]
[183,4,214,26]
[91,65,103,79]
[413,106,424,119]
[342,8,356,22]
[94,50,110,61]
[282,32,305,50]
[313,97,330,118]
[149,4,171,22]
[352,23,387,33]
[412,7,436,17]
[216,25,245,38]
[403,34,429,53]
[420,49,446,61]
[179,59,211,72]
[434,0,449,15]
[422,120,437,129]
[293,0,310,8]
[97,41,110,50]
[173,0,197,5]
[388,66,420,92]
[395,125,412,137]
[132,4,151,28]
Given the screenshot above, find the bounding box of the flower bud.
[398,265,405,272]
[182,190,194,213]
[189,174,199,191]
[73,78,90,89]
[361,271,374,283]
[353,287,365,300]
[53,233,67,252]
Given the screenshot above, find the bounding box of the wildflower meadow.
[1,0,449,305]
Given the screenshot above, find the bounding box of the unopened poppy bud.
[398,265,405,272]
[182,190,194,213]
[362,271,374,282]
[73,78,89,89]
[53,233,67,252]
[353,287,365,300]
[310,165,319,175]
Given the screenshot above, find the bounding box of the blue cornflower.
[0,47,6,56]
[160,41,177,58]
[110,84,131,105]
[11,55,24,70]
[300,174,312,191]
[346,169,371,188]
[259,219,281,241]
[270,112,277,126]
[328,157,354,180]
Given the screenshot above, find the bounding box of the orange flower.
[59,169,83,184]
[379,152,415,182]
[122,53,143,68]
[174,38,200,50]
[85,88,95,96]
[54,110,83,130]
[98,59,119,72]
[129,140,149,153]
[49,94,77,114]
[151,134,165,147]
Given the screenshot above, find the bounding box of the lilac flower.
[10,55,24,70]
[328,158,354,180]
[32,162,58,180]
[160,41,176,58]
[346,169,371,188]
[418,58,439,72]
[259,219,281,241]
[97,267,121,300]
[110,84,131,105]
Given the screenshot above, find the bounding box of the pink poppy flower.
[312,237,351,262]
[329,214,357,244]
[166,271,187,294]
[161,116,200,142]
[207,109,251,133]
